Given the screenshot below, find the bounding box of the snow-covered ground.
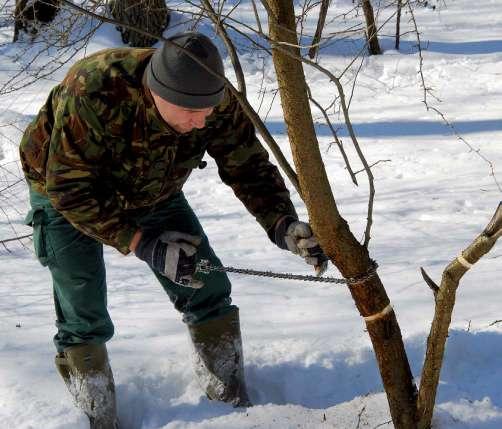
[1,0,501,427]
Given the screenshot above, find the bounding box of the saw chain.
[196,259,378,286]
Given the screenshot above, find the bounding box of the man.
[19,32,327,428]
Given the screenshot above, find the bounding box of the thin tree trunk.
[308,0,330,59]
[417,204,502,429]
[395,0,402,50]
[265,0,416,427]
[361,0,381,55]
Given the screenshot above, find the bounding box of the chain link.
[196,259,378,286]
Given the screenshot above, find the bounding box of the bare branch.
[340,10,399,79]
[250,0,263,34]
[355,405,367,429]
[200,0,247,96]
[0,233,33,245]
[420,267,439,299]
[347,53,365,110]
[332,76,375,247]
[373,420,392,429]
[307,87,358,185]
[353,159,391,175]
[406,1,502,193]
[417,204,502,429]
[0,178,23,193]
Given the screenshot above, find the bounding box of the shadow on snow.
[265,119,502,138]
[114,329,502,427]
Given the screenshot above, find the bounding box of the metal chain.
[196,259,378,286]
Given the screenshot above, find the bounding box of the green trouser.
[25,189,235,352]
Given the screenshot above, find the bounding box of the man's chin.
[177,126,195,134]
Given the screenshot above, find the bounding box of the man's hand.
[135,231,204,288]
[275,216,329,276]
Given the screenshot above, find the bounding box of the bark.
[265,0,417,427]
[361,0,381,55]
[108,0,169,47]
[417,203,502,429]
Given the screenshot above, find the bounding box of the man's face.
[151,91,214,134]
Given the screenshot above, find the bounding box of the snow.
[1,0,502,428]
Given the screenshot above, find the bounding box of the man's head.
[146,32,225,133]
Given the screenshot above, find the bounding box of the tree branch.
[200,0,247,96]
[417,203,502,429]
[307,86,358,186]
[0,233,32,245]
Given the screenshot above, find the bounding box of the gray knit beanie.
[146,32,225,108]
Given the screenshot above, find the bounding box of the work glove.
[135,231,204,288]
[274,216,329,276]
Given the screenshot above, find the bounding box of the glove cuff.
[273,215,298,250]
[134,232,155,261]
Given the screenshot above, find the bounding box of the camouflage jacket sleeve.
[45,92,136,254]
[207,93,297,240]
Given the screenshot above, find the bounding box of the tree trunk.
[361,0,381,55]
[265,0,416,427]
[108,0,169,47]
[14,0,61,42]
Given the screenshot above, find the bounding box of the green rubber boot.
[55,344,119,429]
[189,308,252,407]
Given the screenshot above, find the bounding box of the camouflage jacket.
[19,48,297,254]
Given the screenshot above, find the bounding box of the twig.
[0,178,23,193]
[307,87,358,186]
[0,233,32,245]
[420,267,439,299]
[355,405,367,429]
[333,75,375,247]
[353,159,391,175]
[250,0,263,34]
[347,53,365,110]
[406,1,502,193]
[373,420,392,429]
